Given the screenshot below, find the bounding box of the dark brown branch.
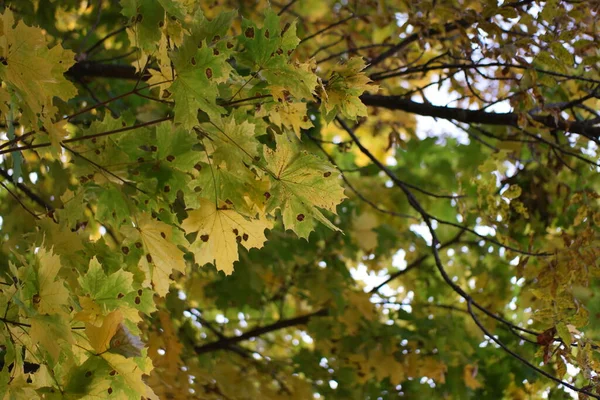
[193,309,328,355]
[360,94,600,140]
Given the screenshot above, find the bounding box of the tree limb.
[193,309,328,355]
[360,94,600,140]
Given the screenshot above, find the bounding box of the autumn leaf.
[122,213,187,296]
[182,198,272,274]
[263,133,346,239]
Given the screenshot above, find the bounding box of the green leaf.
[263,133,346,239]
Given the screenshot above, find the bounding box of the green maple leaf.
[120,0,164,53]
[79,258,135,310]
[201,115,260,172]
[263,133,346,239]
[237,9,317,101]
[169,42,231,129]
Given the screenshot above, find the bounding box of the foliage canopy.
[0,0,599,399]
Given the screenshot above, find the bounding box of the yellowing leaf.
[102,353,155,397]
[35,248,69,315]
[464,364,483,390]
[85,310,124,354]
[268,101,313,139]
[30,314,72,361]
[263,134,346,239]
[321,57,377,122]
[123,213,187,296]
[0,10,77,125]
[181,198,273,274]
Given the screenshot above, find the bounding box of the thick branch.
[193,309,328,355]
[360,94,600,140]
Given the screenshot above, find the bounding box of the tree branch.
[360,94,600,140]
[193,309,328,355]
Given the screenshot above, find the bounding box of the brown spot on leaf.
[213,35,220,41]
[206,68,213,79]
[245,27,255,38]
[166,155,175,162]
[200,234,209,242]
[136,14,143,22]
[158,20,164,28]
[164,185,170,193]
[85,371,92,378]
[324,171,331,177]
[160,232,166,239]
[118,293,124,299]
[146,254,153,263]
[150,145,158,152]
[135,297,141,304]
[213,48,219,55]
[282,22,291,35]
[225,199,233,205]
[233,228,239,235]
[33,294,41,304]
[297,214,305,221]
[135,242,142,249]
[138,289,143,296]
[277,48,283,55]
[264,192,271,200]
[191,57,196,66]
[108,388,113,395]
[110,370,117,376]
[227,41,234,49]
[194,163,202,171]
[264,29,270,38]
[236,236,242,243]
[243,233,248,241]
[122,246,129,254]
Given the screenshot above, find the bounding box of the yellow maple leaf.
[35,248,69,315]
[268,101,313,139]
[463,364,483,390]
[102,352,157,398]
[181,198,273,274]
[0,10,77,125]
[85,310,124,354]
[123,213,187,296]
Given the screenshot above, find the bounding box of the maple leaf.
[263,133,346,239]
[201,114,260,172]
[33,248,70,315]
[321,57,377,123]
[181,198,273,274]
[122,213,187,296]
[0,10,77,126]
[86,310,124,354]
[78,258,135,312]
[169,41,231,129]
[267,101,314,139]
[30,314,73,362]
